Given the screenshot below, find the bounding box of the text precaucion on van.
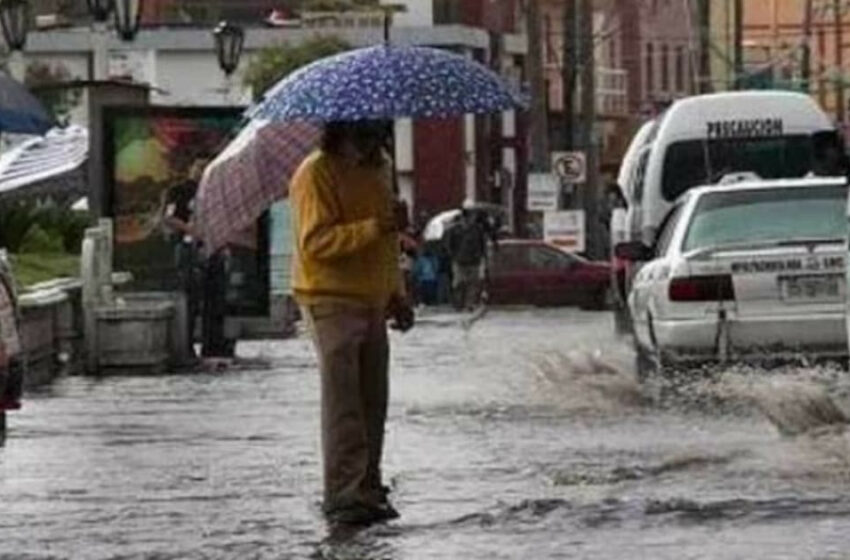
[706,118,783,139]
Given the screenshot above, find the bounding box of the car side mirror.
[614,241,653,262]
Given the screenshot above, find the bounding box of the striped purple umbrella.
[195,119,320,253]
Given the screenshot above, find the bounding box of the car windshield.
[662,136,814,201]
[682,184,847,252]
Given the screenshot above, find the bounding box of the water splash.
[716,367,850,436]
[529,350,646,412]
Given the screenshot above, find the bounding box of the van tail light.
[669,274,735,302]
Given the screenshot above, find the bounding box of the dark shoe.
[326,501,399,526]
[376,485,399,519]
[376,500,400,520]
[326,504,382,526]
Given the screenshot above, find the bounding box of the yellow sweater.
[290,150,400,309]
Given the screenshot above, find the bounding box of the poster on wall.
[544,210,585,253]
[103,106,270,317]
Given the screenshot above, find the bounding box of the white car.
[616,177,848,374]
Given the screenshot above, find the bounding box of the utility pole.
[835,0,845,123]
[733,0,743,89]
[526,0,551,171]
[578,0,598,258]
[562,0,576,151]
[802,0,813,92]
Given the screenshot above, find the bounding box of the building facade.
[538,0,629,181]
[141,0,281,24]
[533,0,699,193]
[629,0,698,116]
[741,0,847,124]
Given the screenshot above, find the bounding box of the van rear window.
[661,136,813,201]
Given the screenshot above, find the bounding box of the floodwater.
[3,308,850,559]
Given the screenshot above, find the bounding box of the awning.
[0,125,88,202]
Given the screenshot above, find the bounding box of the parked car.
[487,239,613,308]
[616,177,848,375]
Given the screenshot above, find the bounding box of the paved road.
[2,308,850,559]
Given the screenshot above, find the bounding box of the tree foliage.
[0,200,90,255]
[243,36,350,101]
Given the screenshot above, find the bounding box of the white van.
[611,91,842,335]
[616,119,656,204]
[629,91,839,246]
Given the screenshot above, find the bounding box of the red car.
[486,239,613,308]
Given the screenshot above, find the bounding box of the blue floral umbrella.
[249,44,525,122]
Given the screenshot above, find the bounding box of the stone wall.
[17,279,85,388]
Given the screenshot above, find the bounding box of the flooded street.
[3,308,850,559]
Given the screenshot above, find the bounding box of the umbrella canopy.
[422,203,507,241]
[196,119,320,253]
[198,44,523,251]
[249,44,525,122]
[422,209,461,241]
[0,72,54,135]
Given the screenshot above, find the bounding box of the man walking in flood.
[447,208,488,310]
[290,120,413,526]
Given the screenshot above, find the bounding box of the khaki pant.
[303,303,389,512]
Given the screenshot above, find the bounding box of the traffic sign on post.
[551,151,586,184]
[526,173,559,212]
[544,210,586,253]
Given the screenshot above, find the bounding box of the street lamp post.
[86,0,112,79]
[86,0,113,22]
[86,0,143,80]
[380,3,406,44]
[213,21,244,76]
[213,21,244,103]
[113,0,142,42]
[0,0,29,81]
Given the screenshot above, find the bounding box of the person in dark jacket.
[163,160,204,360]
[446,209,487,310]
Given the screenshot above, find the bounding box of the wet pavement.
[3,308,850,559]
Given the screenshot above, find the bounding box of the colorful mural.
[105,107,272,318]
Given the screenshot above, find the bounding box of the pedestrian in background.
[447,209,487,310]
[200,246,233,362]
[163,159,205,361]
[413,244,439,306]
[290,120,414,526]
[0,253,23,439]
